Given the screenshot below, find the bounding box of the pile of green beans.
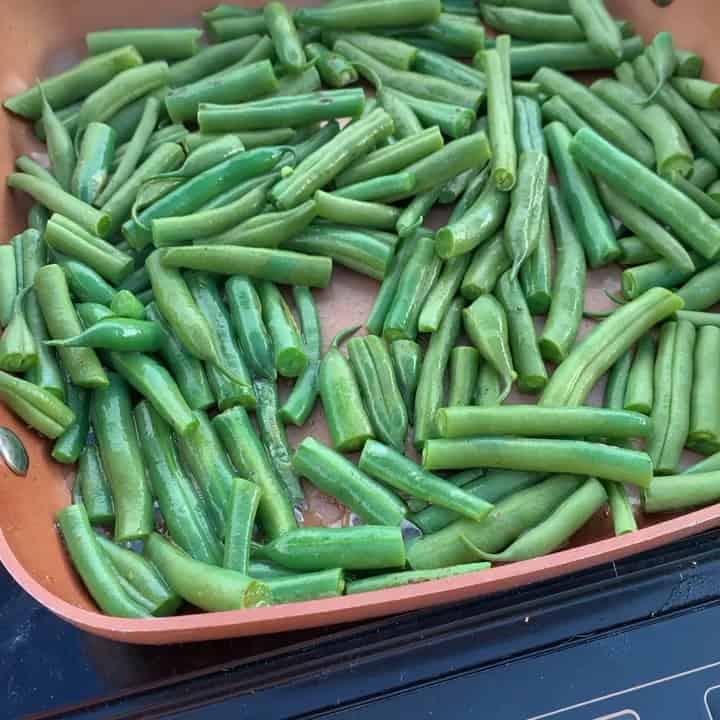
[4,0,720,622]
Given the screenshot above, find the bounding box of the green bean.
[264,569,344,604]
[622,255,700,300]
[159,245,332,288]
[598,183,694,273]
[296,0,441,29]
[8,174,111,238]
[271,108,394,209]
[175,410,235,538]
[254,379,304,505]
[634,53,720,169]
[383,232,442,341]
[168,36,261,86]
[187,272,255,410]
[133,403,221,563]
[57,505,149,617]
[591,78,693,179]
[376,84,423,139]
[390,339,422,419]
[45,214,132,286]
[213,407,297,539]
[100,143,185,236]
[255,281,305,378]
[36,90,74,193]
[360,439,493,522]
[33,264,107,389]
[0,288,37,373]
[674,48,703,78]
[271,65,322,97]
[325,31,417,70]
[198,87,362,133]
[687,325,720,454]
[624,335,655,415]
[418,256,472,334]
[146,251,223,367]
[496,271,548,392]
[71,122,116,205]
[437,405,649,440]
[109,289,145,321]
[334,39,482,109]
[85,27,199,60]
[27,204,50,234]
[384,88,476,139]
[319,327,375,452]
[334,172,416,204]
[314,192,399,231]
[544,122,620,268]
[435,172,509,260]
[479,47,516,191]
[221,477,261,576]
[535,68,654,168]
[618,236,660,266]
[541,287,683,408]
[263,2,307,73]
[305,42,358,87]
[410,470,542,534]
[567,0,622,61]
[684,453,720,475]
[671,172,720,219]
[223,275,275,383]
[425,435,652,487]
[279,287,321,426]
[75,445,114,525]
[464,477,607,562]
[504,36,644,77]
[90,373,152,541]
[112,125,188,172]
[671,77,720,111]
[5,45,143,119]
[676,263,720,311]
[643,472,720,513]
[406,474,582,570]
[255,526,406,571]
[206,15,267,42]
[97,98,162,208]
[51,372,89,464]
[701,111,720,137]
[0,246,17,328]
[504,151,549,280]
[293,437,407,526]
[460,233,511,300]
[144,303,213,411]
[675,311,720,327]
[473,363,501,406]
[167,61,279,125]
[642,31,676,102]
[366,236,416,334]
[146,533,270,611]
[448,345,480,407]
[541,94,590,134]
[463,295,516,402]
[688,158,719,191]
[482,5,625,42]
[76,61,169,138]
[103,87,169,146]
[647,321,695,474]
[534,189,580,361]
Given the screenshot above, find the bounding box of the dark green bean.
[224,478,261,575]
[390,339,422,419]
[76,444,114,526]
[51,373,89,464]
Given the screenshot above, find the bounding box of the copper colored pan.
[0,0,718,644]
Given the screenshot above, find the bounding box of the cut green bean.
[688,325,720,454]
[293,437,407,526]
